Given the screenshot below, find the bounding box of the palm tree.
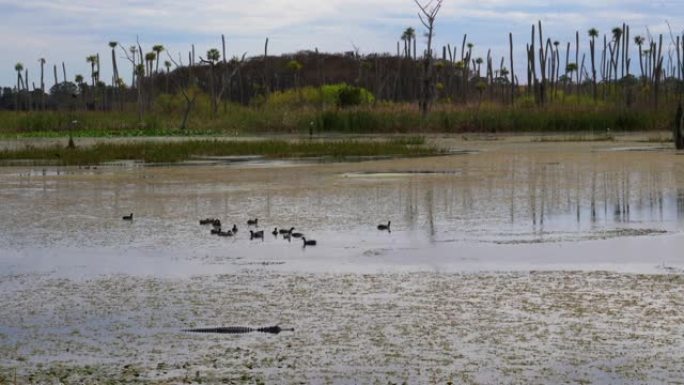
[74,74,85,100]
[611,27,623,82]
[287,59,303,92]
[401,27,416,58]
[163,60,172,93]
[566,64,578,82]
[206,48,220,64]
[588,28,599,101]
[634,35,645,80]
[475,57,484,77]
[152,44,165,73]
[400,30,410,58]
[144,52,156,77]
[407,27,416,59]
[203,48,221,115]
[109,41,119,86]
[86,55,98,87]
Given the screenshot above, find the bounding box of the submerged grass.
[0,138,441,166]
[532,133,616,142]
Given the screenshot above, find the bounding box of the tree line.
[2,9,683,120]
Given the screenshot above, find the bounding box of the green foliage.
[287,60,303,72]
[0,95,673,138]
[337,84,374,107]
[206,48,221,64]
[0,139,441,165]
[266,83,374,108]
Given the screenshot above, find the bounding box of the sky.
[1,0,683,89]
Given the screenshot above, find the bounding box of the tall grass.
[0,139,441,165]
[0,99,672,138]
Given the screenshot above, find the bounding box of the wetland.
[1,134,684,384]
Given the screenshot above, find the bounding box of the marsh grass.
[532,134,616,142]
[640,134,673,143]
[0,102,671,139]
[0,139,441,166]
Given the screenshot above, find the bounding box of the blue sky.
[1,0,683,89]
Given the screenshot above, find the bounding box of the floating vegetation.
[0,138,442,166]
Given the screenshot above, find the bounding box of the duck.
[290,230,304,238]
[122,213,133,221]
[199,218,216,225]
[232,224,238,233]
[279,227,294,235]
[218,230,233,237]
[377,221,391,231]
[302,237,317,247]
[247,218,258,226]
[272,227,279,236]
[250,230,264,240]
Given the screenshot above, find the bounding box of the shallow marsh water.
[1,135,684,384]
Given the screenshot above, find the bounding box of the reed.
[0,138,441,166]
[0,100,672,138]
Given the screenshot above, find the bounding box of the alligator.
[183,325,294,335]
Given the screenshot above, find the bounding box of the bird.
[279,227,293,235]
[377,221,391,231]
[218,230,233,237]
[302,237,317,247]
[247,218,258,226]
[199,218,216,225]
[272,227,279,236]
[211,228,222,235]
[122,213,133,221]
[290,231,304,238]
[232,224,238,233]
[212,219,222,228]
[250,230,264,240]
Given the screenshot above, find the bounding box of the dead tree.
[675,102,683,149]
[414,0,443,116]
[167,53,199,130]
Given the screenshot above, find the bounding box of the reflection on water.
[1,143,683,274]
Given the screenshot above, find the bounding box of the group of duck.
[122,214,391,247]
[199,217,319,247]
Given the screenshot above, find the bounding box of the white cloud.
[1,0,683,87]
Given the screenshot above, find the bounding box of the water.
[2,137,684,384]
[1,139,683,277]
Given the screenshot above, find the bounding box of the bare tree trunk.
[40,59,45,110]
[538,21,547,106]
[509,33,515,104]
[655,35,664,109]
[263,37,270,99]
[590,36,597,101]
[575,31,580,91]
[222,34,227,64]
[414,0,443,116]
[674,102,683,149]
